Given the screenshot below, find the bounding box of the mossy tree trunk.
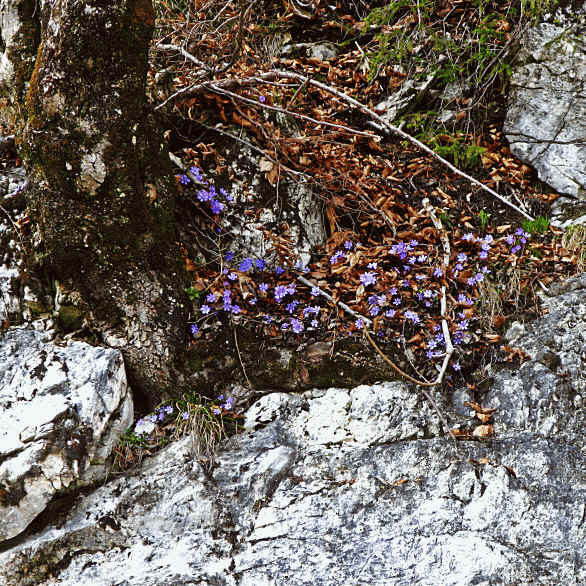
[14,0,190,406]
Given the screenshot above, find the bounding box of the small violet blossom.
[239,258,253,272]
[360,272,377,287]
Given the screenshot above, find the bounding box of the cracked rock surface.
[504,4,586,199]
[504,8,586,200]
[0,327,132,543]
[1,276,585,585]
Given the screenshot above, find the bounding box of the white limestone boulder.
[0,327,132,543]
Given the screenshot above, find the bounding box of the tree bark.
[14,0,190,407]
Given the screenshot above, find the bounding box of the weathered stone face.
[0,328,131,543]
[0,274,584,585]
[504,10,586,200]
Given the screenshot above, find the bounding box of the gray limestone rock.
[504,9,586,199]
[0,328,132,543]
[0,315,583,586]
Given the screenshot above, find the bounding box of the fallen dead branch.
[155,64,534,221]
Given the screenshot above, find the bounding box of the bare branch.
[156,69,534,220]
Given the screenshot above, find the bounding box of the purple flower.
[389,287,398,296]
[291,318,304,333]
[344,241,353,250]
[230,304,241,314]
[264,315,272,324]
[462,233,475,241]
[274,285,288,302]
[453,362,461,371]
[404,310,420,324]
[511,245,521,254]
[330,250,345,264]
[481,242,491,251]
[228,272,238,281]
[506,235,515,245]
[311,286,321,296]
[206,293,217,303]
[417,255,427,263]
[286,283,296,295]
[385,309,396,318]
[478,251,488,259]
[360,272,377,287]
[367,262,378,269]
[286,300,299,313]
[433,267,443,278]
[259,282,269,293]
[483,235,493,243]
[311,319,319,327]
[415,274,426,281]
[275,266,285,275]
[179,174,191,185]
[226,251,235,262]
[354,318,364,330]
[182,412,189,420]
[197,189,211,202]
[256,258,266,270]
[457,253,467,263]
[475,272,485,283]
[190,324,199,335]
[212,407,221,415]
[239,257,253,272]
[259,95,266,103]
[369,305,380,317]
[467,277,477,286]
[249,297,257,305]
[165,405,174,414]
[281,322,290,331]
[210,200,225,214]
[409,239,418,247]
[455,263,464,271]
[201,304,212,314]
[393,298,401,306]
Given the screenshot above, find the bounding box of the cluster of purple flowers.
[506,228,530,254]
[134,404,174,437]
[188,220,540,380]
[178,165,233,216]
[212,395,235,415]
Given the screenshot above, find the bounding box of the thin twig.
[156,43,210,70]
[209,83,377,139]
[156,69,534,220]
[297,275,372,327]
[233,326,253,389]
